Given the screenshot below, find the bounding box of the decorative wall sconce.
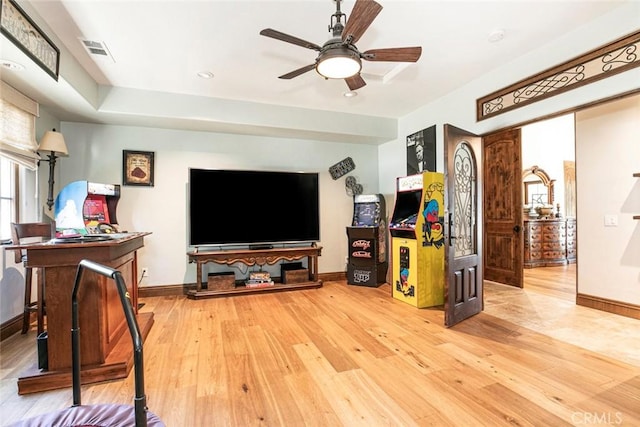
[38,129,68,210]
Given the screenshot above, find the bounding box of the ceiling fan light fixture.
[316,47,362,79]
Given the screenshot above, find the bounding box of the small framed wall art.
[123,150,154,186]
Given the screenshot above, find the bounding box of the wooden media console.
[186,245,322,299]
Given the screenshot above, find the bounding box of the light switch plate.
[604,214,618,227]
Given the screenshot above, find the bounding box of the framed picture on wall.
[123,150,154,186]
[406,125,436,176]
[0,0,60,80]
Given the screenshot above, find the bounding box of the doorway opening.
[521,113,577,298]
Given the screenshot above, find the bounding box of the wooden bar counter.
[6,232,153,394]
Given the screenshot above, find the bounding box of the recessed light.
[197,71,214,79]
[0,59,25,71]
[343,91,358,98]
[488,29,505,43]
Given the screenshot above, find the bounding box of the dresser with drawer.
[523,218,576,268]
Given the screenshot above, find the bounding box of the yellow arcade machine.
[389,172,445,308]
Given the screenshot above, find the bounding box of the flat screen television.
[189,168,320,246]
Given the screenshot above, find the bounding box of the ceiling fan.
[259,0,422,91]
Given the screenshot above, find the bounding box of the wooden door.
[483,129,523,287]
[443,125,483,327]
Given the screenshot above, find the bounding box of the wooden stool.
[10,222,56,335]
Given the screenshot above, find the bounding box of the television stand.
[186,245,323,299]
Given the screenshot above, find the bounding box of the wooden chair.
[11,221,56,335]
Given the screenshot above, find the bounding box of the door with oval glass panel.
[443,124,483,327]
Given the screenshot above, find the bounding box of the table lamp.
[38,129,68,210]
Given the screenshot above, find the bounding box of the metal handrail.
[70,259,147,427]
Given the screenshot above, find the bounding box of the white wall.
[379,1,640,196]
[56,123,379,287]
[576,95,640,303]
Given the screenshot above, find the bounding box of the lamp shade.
[316,47,362,79]
[38,130,68,155]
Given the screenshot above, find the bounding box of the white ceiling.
[0,0,632,142]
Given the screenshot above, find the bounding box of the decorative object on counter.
[123,150,154,186]
[38,129,68,210]
[535,205,554,218]
[525,205,539,219]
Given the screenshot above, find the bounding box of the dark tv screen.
[189,169,320,246]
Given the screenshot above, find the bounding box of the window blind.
[0,81,39,170]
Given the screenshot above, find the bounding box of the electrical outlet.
[141,267,149,277]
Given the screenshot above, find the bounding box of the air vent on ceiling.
[79,39,115,62]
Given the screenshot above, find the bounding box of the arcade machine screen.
[83,195,110,225]
[353,202,378,227]
[390,190,422,229]
[55,181,120,235]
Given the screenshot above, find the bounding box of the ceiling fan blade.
[260,28,322,51]
[342,0,383,44]
[345,74,367,91]
[279,64,317,80]
[362,47,422,62]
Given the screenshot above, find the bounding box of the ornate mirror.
[523,166,554,206]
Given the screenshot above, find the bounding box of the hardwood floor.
[2,271,639,426]
[487,264,640,368]
[523,263,577,301]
